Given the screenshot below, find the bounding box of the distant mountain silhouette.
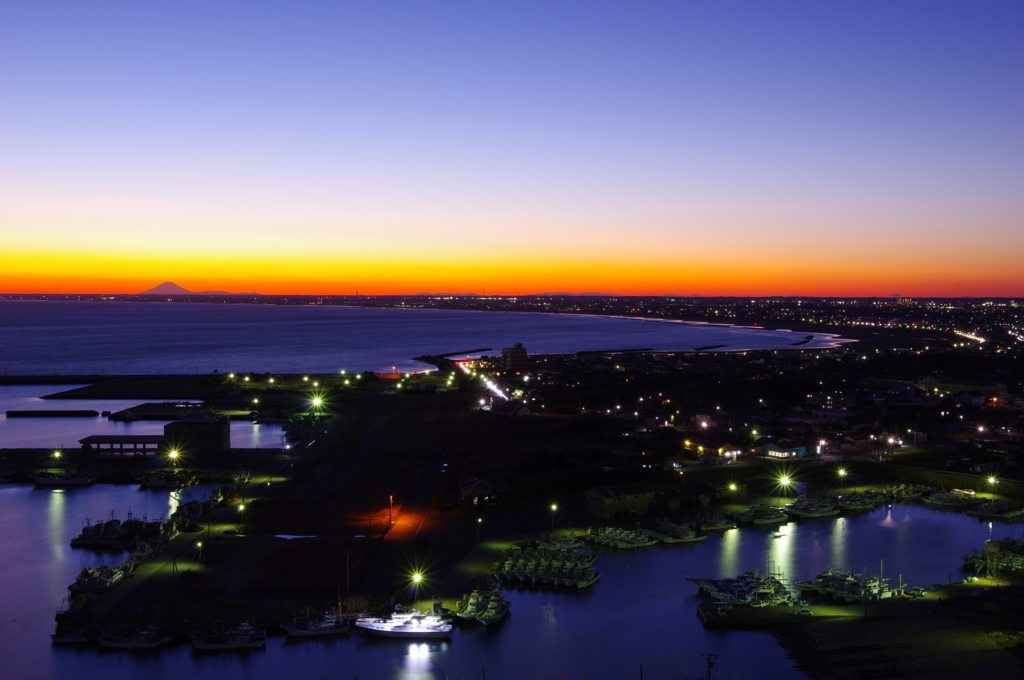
[138,282,258,295]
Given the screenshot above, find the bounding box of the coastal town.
[2,296,1023,678]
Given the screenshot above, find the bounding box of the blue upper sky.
[2,1,1022,295]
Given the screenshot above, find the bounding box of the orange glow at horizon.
[2,246,1021,297]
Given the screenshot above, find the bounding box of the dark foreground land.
[4,346,1024,677]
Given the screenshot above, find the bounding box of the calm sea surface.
[0,300,846,376]
[0,482,1015,680]
[0,385,285,450]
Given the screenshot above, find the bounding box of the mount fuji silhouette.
[139,282,258,295]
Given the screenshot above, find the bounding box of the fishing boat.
[686,569,796,607]
[96,626,175,649]
[786,500,840,519]
[191,622,266,650]
[750,508,790,524]
[695,514,735,531]
[475,591,511,626]
[574,567,601,588]
[455,590,488,619]
[281,612,350,637]
[354,611,453,638]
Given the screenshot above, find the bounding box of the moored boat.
[475,591,511,626]
[354,611,452,638]
[455,590,487,619]
[191,622,266,650]
[96,626,174,649]
[281,613,350,637]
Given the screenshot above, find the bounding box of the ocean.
[0,300,847,376]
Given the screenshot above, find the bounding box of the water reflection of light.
[400,641,447,679]
[719,528,740,576]
[831,517,847,569]
[768,523,794,581]
[878,505,897,528]
[47,489,67,561]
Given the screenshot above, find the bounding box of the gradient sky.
[2,1,1022,296]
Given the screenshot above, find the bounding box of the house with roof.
[759,440,808,458]
[684,437,742,464]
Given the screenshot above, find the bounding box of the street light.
[550,503,558,531]
[476,516,482,542]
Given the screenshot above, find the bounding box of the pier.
[78,435,166,456]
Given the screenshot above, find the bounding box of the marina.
[2,468,1023,678]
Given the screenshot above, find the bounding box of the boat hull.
[355,625,451,639]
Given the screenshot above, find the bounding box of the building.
[501,343,528,372]
[684,437,742,464]
[162,417,230,457]
[585,483,696,518]
[585,483,657,519]
[760,440,808,458]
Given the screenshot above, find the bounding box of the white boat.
[96,626,174,649]
[354,611,452,638]
[281,613,350,637]
[191,622,266,649]
[751,509,789,524]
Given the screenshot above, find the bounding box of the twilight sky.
[2,1,1022,296]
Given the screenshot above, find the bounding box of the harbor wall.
[855,461,1024,498]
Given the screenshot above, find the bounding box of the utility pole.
[703,653,717,680]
